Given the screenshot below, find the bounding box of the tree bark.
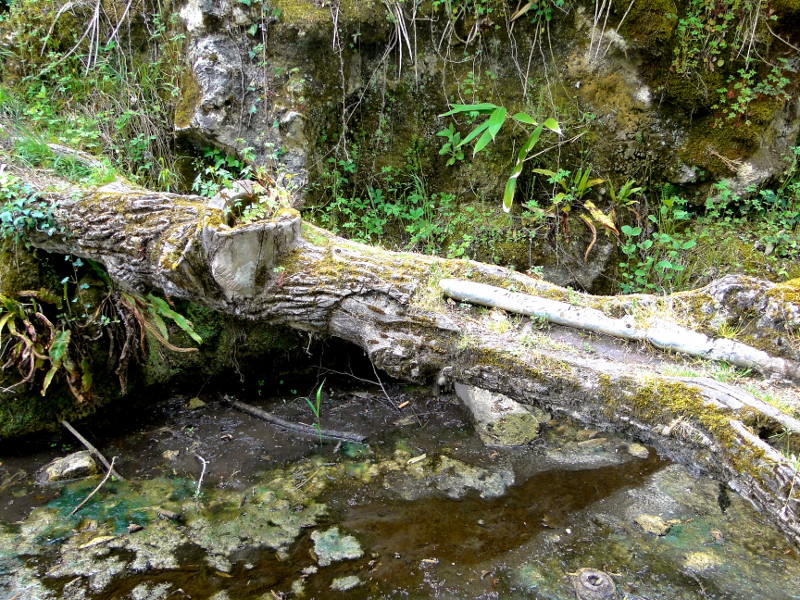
[27,179,800,547]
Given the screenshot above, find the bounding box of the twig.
[69,456,116,516]
[223,396,366,443]
[61,420,125,481]
[194,454,208,498]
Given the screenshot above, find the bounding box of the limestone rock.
[627,443,649,459]
[454,383,540,447]
[44,451,99,482]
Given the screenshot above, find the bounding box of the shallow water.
[1,384,799,600]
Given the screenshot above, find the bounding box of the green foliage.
[0,0,185,190]
[318,159,481,257]
[712,60,794,125]
[304,380,325,443]
[119,291,203,353]
[531,166,604,210]
[192,146,254,198]
[0,168,58,242]
[0,286,95,402]
[509,0,565,24]
[436,124,464,166]
[618,194,696,293]
[439,103,560,211]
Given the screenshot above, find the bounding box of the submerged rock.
[310,527,364,567]
[331,575,362,591]
[390,454,515,501]
[627,443,649,459]
[43,451,99,482]
[634,514,671,536]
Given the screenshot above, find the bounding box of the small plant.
[618,194,697,293]
[438,102,561,211]
[436,124,465,166]
[304,380,325,443]
[0,169,58,242]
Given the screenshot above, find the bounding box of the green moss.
[610,377,771,481]
[174,70,201,129]
[0,242,46,294]
[662,70,725,112]
[620,0,676,52]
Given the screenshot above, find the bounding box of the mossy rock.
[619,0,676,55]
[0,242,46,294]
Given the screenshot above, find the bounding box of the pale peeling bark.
[26,180,800,547]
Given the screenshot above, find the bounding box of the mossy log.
[27,180,800,547]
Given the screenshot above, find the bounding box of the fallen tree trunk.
[25,179,800,547]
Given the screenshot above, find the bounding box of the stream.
[1,378,800,600]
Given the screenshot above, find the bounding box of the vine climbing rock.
[18,174,800,549]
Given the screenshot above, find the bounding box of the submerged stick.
[69,456,117,516]
[61,420,125,481]
[440,279,800,383]
[222,396,366,443]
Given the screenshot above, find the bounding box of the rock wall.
[172,0,800,290]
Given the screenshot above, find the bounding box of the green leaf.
[542,117,561,134]
[147,294,203,345]
[0,313,12,335]
[511,112,537,125]
[48,329,71,367]
[502,177,518,213]
[457,120,490,148]
[621,225,641,236]
[473,127,496,155]
[520,124,544,154]
[42,365,59,395]
[485,106,507,138]
[440,103,498,117]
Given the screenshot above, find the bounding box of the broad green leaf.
[621,225,641,236]
[42,365,59,395]
[485,107,507,139]
[48,329,71,367]
[473,128,496,155]
[511,112,537,125]
[440,103,498,117]
[150,309,169,339]
[502,177,518,213]
[147,294,203,345]
[457,120,491,148]
[542,117,561,134]
[0,313,12,335]
[531,168,557,178]
[681,240,697,249]
[520,124,544,154]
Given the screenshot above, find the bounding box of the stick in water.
[195,454,208,498]
[70,456,117,516]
